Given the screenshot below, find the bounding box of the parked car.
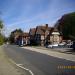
[58,43,65,48]
[66,43,73,48]
[72,41,75,50]
[64,41,73,48]
[46,44,59,48]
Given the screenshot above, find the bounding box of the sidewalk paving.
[0,46,22,75]
[22,46,75,62]
[31,46,75,54]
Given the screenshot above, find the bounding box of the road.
[3,45,75,75]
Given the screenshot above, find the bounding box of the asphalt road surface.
[3,45,75,75]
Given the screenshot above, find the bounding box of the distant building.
[35,24,51,46]
[10,29,23,44]
[29,24,63,46]
[21,33,30,45]
[15,32,30,46]
[29,28,36,45]
[35,25,45,46]
[50,28,62,44]
[14,24,63,46]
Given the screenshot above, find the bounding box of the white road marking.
[9,59,34,75]
[16,64,34,75]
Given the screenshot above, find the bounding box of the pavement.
[22,46,75,62]
[31,46,75,54]
[0,45,26,75]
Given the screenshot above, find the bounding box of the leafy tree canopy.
[0,20,4,45]
[0,20,3,29]
[9,29,23,43]
[55,12,75,40]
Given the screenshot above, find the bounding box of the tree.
[0,20,3,33]
[9,29,23,44]
[55,12,75,40]
[0,35,4,45]
[0,20,4,45]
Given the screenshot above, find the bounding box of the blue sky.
[0,0,75,37]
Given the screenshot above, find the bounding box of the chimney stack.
[46,24,48,28]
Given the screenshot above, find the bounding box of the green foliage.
[9,29,23,44]
[9,34,14,43]
[0,20,3,29]
[56,12,75,40]
[12,29,23,33]
[0,20,4,45]
[0,34,4,45]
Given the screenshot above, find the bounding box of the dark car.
[72,41,75,50]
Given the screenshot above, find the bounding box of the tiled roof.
[53,28,59,32]
[22,33,29,37]
[36,28,44,35]
[36,24,48,29]
[36,24,49,35]
[29,24,60,36]
[18,32,29,37]
[29,28,36,35]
